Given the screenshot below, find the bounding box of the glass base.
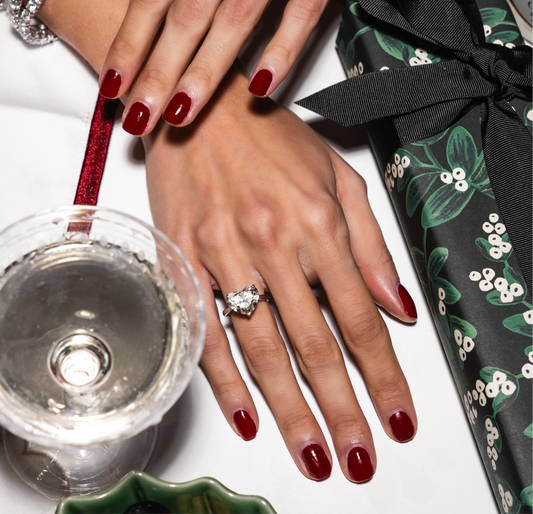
[3,425,158,501]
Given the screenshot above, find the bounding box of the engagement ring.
[223,285,271,317]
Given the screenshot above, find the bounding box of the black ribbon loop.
[296,0,532,293]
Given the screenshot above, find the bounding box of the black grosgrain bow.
[297,0,532,293]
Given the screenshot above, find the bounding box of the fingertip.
[123,101,150,136]
[346,446,375,483]
[388,411,416,443]
[248,69,273,97]
[163,92,192,126]
[302,444,332,481]
[233,409,258,441]
[99,69,122,99]
[397,284,417,321]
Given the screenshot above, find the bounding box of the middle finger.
[262,253,377,483]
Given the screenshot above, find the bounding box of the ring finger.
[217,267,333,481]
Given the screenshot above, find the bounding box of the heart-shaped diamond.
[226,285,260,316]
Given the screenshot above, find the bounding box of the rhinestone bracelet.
[1,0,57,45]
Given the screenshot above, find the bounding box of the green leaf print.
[480,367,520,413]
[446,126,478,174]
[421,183,475,228]
[525,346,533,357]
[486,290,523,307]
[487,31,520,44]
[428,247,448,279]
[349,1,361,16]
[503,266,527,297]
[475,236,511,262]
[374,29,409,61]
[434,277,461,304]
[480,8,508,27]
[450,315,477,339]
[469,153,489,188]
[503,313,533,336]
[520,484,533,507]
[406,173,438,217]
[521,485,533,507]
[524,424,533,439]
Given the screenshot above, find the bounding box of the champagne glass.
[0,206,205,500]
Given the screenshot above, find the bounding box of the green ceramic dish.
[55,470,277,514]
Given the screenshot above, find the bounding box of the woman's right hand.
[142,64,418,483]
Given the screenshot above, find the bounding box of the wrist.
[39,0,129,72]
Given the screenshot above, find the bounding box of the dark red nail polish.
[233,410,257,441]
[100,69,122,98]
[398,284,417,320]
[163,92,191,125]
[347,447,374,483]
[248,69,272,97]
[389,411,415,442]
[302,444,331,480]
[123,102,150,136]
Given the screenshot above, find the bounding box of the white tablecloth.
[0,2,497,512]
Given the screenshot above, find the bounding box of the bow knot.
[470,44,517,100]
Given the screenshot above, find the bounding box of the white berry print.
[440,167,469,192]
[409,47,432,66]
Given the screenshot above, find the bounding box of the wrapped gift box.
[298,1,532,512]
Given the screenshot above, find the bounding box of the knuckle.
[141,67,171,94]
[287,0,325,23]
[239,204,279,250]
[266,42,294,64]
[345,308,387,349]
[303,197,342,238]
[280,411,316,438]
[213,376,244,401]
[296,334,343,375]
[222,0,258,29]
[244,336,288,376]
[169,0,209,29]
[330,412,365,437]
[196,215,234,253]
[188,61,214,88]
[111,35,139,62]
[368,370,406,404]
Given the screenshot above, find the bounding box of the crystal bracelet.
[1,0,57,45]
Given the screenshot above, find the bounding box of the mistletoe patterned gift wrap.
[331,1,532,512]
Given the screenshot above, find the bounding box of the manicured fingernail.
[389,411,415,442]
[123,102,150,136]
[233,410,257,441]
[347,447,374,483]
[248,69,272,97]
[100,69,122,98]
[163,92,191,125]
[398,284,417,320]
[302,444,331,480]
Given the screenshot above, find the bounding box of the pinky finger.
[199,279,259,441]
[248,0,330,97]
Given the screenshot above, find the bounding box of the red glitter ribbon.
[70,95,117,233]
[74,94,118,206]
